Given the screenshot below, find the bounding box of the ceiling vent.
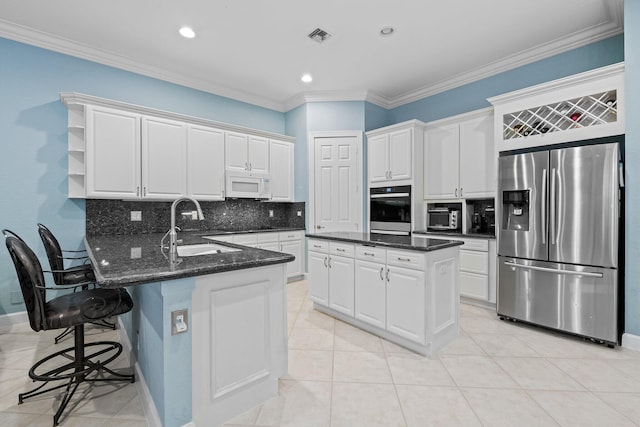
[308,28,332,43]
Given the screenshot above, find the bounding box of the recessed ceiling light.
[179,27,196,39]
[301,74,313,83]
[380,27,395,37]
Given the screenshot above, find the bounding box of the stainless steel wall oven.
[369,185,411,235]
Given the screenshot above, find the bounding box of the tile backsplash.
[86,199,305,236]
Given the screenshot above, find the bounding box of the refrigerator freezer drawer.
[497,256,618,343]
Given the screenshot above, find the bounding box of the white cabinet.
[424,109,494,200]
[85,106,141,199]
[367,123,423,186]
[187,125,225,201]
[225,132,269,173]
[141,116,187,200]
[269,139,294,202]
[307,239,460,355]
[386,265,426,343]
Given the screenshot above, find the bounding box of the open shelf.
[502,90,617,140]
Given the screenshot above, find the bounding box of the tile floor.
[2,279,640,426]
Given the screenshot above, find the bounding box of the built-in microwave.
[225,170,271,199]
[370,185,411,235]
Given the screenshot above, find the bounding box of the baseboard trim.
[622,332,640,352]
[116,318,162,427]
[0,310,28,327]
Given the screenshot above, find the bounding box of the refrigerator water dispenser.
[502,190,529,231]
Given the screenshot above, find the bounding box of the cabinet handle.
[136,186,140,197]
[328,257,332,268]
[380,267,384,281]
[386,268,390,282]
[460,187,463,197]
[336,248,346,252]
[313,244,322,248]
[389,171,392,179]
[249,162,252,171]
[323,256,328,268]
[364,252,375,257]
[397,257,411,262]
[143,187,147,197]
[245,162,249,170]
[455,188,457,197]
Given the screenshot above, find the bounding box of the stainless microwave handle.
[503,261,603,278]
[370,193,410,199]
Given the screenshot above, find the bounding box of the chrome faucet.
[161,197,205,255]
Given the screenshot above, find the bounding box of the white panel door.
[225,131,249,171]
[141,116,187,199]
[388,128,412,181]
[354,259,386,329]
[368,134,389,183]
[328,255,355,316]
[424,124,460,199]
[187,125,225,200]
[386,266,425,344]
[313,136,359,232]
[459,113,495,198]
[269,140,293,202]
[86,106,141,199]
[248,136,269,173]
[308,251,329,305]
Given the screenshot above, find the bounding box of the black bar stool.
[37,223,116,343]
[3,229,135,426]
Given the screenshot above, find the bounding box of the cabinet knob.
[316,225,324,230]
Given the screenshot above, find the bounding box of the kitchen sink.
[176,243,242,257]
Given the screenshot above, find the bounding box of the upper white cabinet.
[424,108,494,200]
[269,139,294,202]
[187,125,225,201]
[141,116,187,200]
[85,106,141,199]
[225,132,269,173]
[367,122,424,186]
[60,93,295,200]
[488,63,624,153]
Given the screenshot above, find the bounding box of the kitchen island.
[84,231,294,427]
[306,232,463,357]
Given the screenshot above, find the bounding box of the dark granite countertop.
[85,231,295,288]
[412,229,496,240]
[305,232,463,252]
[194,227,305,236]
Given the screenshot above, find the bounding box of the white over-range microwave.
[225,170,272,199]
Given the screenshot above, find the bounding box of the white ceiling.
[0,0,624,112]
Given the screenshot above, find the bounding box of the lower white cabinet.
[207,231,304,282]
[386,266,426,343]
[308,237,460,356]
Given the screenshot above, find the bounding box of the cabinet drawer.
[330,242,355,257]
[460,239,489,251]
[460,271,489,300]
[308,238,329,253]
[386,249,426,270]
[460,250,488,274]
[257,232,279,243]
[355,245,386,262]
[233,233,258,246]
[279,230,303,241]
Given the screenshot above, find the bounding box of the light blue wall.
[307,101,365,131]
[0,36,285,316]
[389,35,624,123]
[625,2,640,336]
[284,104,308,205]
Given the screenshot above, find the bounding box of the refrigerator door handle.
[550,167,557,245]
[541,168,547,245]
[555,168,562,244]
[503,261,604,278]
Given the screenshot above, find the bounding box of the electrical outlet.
[131,211,142,221]
[297,210,302,217]
[130,247,142,259]
[171,309,188,335]
[269,210,274,218]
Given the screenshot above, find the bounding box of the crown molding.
[0,19,287,112]
[282,90,390,111]
[385,0,624,109]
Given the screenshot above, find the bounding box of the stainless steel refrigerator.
[497,141,623,345]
